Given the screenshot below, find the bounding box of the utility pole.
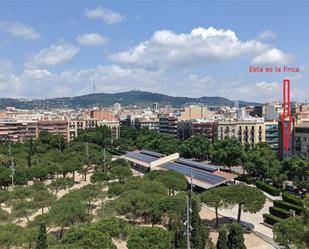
[9,142,15,188]
[185,169,194,249]
[186,194,191,249]
[190,169,193,193]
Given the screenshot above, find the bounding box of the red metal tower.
[282,79,292,152]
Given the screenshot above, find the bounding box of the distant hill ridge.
[0,90,259,109]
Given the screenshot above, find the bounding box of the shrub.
[269,206,293,219]
[263,214,283,225]
[273,200,304,215]
[282,192,303,207]
[256,181,280,196]
[236,175,254,185]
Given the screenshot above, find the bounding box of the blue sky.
[0,1,308,102]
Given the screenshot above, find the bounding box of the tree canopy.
[127,227,173,249]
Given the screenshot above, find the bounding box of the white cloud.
[0,65,163,98]
[251,48,292,65]
[253,81,281,95]
[25,42,80,68]
[0,21,40,39]
[258,30,277,40]
[0,63,307,102]
[0,26,302,101]
[77,33,107,46]
[0,60,13,75]
[85,7,125,24]
[110,26,271,69]
[218,80,282,102]
[0,60,14,92]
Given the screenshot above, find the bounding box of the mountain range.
[0,91,260,109]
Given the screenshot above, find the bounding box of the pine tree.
[217,227,228,249]
[173,207,187,249]
[36,223,48,249]
[191,196,208,249]
[227,222,246,249]
[27,138,33,167]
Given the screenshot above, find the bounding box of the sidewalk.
[200,207,275,249]
[202,198,274,238]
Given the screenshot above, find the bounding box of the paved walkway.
[201,197,273,238]
[200,207,275,249]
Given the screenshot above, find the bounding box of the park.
[0,126,308,249]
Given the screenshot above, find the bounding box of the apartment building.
[217,118,265,146]
[68,120,84,141]
[82,110,120,139]
[135,118,159,131]
[158,114,178,137]
[97,120,120,139]
[278,104,309,159]
[294,122,309,159]
[177,120,217,142]
[177,120,192,140]
[0,120,37,142]
[158,106,215,137]
[178,106,215,121]
[265,102,282,121]
[265,121,279,151]
[37,120,69,141]
[294,104,309,124]
[278,118,294,159]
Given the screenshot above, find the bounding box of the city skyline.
[0,1,308,102]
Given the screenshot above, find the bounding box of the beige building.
[294,104,309,124]
[178,106,215,121]
[217,118,265,145]
[97,120,120,139]
[135,118,159,131]
[68,120,84,141]
[68,118,120,141]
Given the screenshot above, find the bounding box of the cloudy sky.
[0,1,308,102]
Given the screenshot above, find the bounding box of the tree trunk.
[59,227,64,239]
[215,206,219,226]
[237,204,242,223]
[41,207,44,214]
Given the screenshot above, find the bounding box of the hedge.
[269,206,293,219]
[256,181,280,196]
[236,175,254,184]
[263,214,283,225]
[273,200,304,215]
[282,192,303,207]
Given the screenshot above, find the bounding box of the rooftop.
[121,149,236,189]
